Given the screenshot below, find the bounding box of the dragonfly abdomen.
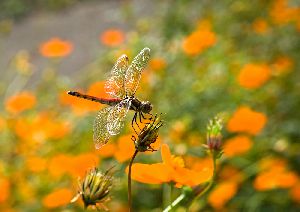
[67,91,120,106]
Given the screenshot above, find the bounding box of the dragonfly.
[68,47,152,149]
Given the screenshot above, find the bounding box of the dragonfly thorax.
[130,98,152,113]
[140,101,152,113]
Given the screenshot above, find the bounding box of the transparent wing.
[106,98,131,135]
[93,107,112,149]
[125,47,150,97]
[105,54,129,98]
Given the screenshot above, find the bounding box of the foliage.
[0,0,300,211]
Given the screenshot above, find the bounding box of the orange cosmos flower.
[254,169,298,191]
[223,135,253,157]
[208,182,238,209]
[227,106,267,135]
[184,156,213,172]
[272,56,294,75]
[182,22,217,56]
[259,157,287,173]
[26,156,47,173]
[87,81,110,98]
[39,38,73,58]
[100,29,125,47]
[126,144,213,186]
[42,188,73,208]
[238,63,271,89]
[0,177,10,203]
[254,157,298,191]
[96,143,117,158]
[252,18,269,34]
[290,183,300,203]
[14,112,71,144]
[48,153,99,178]
[269,0,300,25]
[149,57,167,71]
[114,134,136,163]
[5,91,36,115]
[48,154,72,178]
[68,153,99,178]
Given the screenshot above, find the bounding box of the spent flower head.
[206,116,223,156]
[132,114,163,152]
[71,167,113,210]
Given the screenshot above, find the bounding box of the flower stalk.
[163,116,223,211]
[128,150,138,212]
[128,114,163,211]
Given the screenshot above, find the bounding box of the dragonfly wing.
[105,54,129,98]
[93,107,112,149]
[107,98,131,135]
[125,47,150,97]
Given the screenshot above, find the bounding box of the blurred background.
[1,0,300,211]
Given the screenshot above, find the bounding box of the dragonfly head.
[141,101,152,113]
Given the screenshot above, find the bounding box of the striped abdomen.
[67,91,121,106]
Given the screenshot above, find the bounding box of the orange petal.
[42,188,73,208]
[100,29,125,47]
[173,167,212,186]
[223,135,253,157]
[237,63,271,89]
[96,143,117,158]
[227,106,267,135]
[5,91,36,115]
[161,144,173,166]
[114,135,136,163]
[39,38,73,58]
[290,183,300,203]
[0,178,10,203]
[208,182,238,209]
[68,153,99,178]
[126,163,172,184]
[48,154,72,178]
[26,156,47,173]
[87,81,110,98]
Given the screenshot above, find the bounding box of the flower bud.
[207,116,223,153]
[133,114,163,152]
[71,167,113,210]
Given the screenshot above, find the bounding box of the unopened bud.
[132,114,163,152]
[71,167,113,210]
[207,117,223,153]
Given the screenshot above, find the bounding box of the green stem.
[163,193,186,212]
[128,150,138,212]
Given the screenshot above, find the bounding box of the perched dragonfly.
[68,48,152,149]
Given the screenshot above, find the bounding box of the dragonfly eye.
[141,101,152,113]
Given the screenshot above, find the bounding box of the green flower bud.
[71,167,113,210]
[132,114,163,152]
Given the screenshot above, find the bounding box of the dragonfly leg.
[147,146,157,152]
[131,135,136,142]
[139,112,152,125]
[141,112,153,122]
[133,112,142,130]
[138,112,144,123]
[131,112,141,134]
